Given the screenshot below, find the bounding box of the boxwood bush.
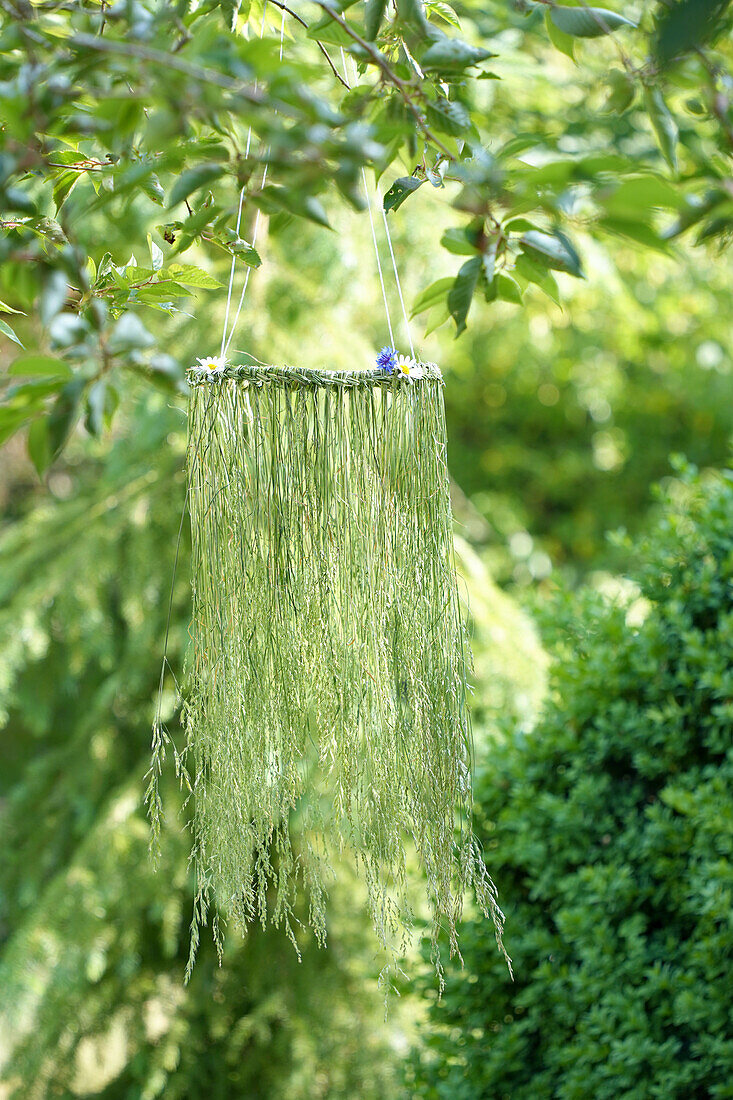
[409,466,733,1099]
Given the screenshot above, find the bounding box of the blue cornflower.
[376,346,398,372]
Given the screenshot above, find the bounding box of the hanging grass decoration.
[151,356,508,981]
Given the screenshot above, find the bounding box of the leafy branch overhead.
[0,0,732,467]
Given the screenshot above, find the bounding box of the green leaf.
[7,354,73,380]
[503,217,540,233]
[425,96,471,136]
[395,0,435,39]
[601,175,686,219]
[427,2,461,29]
[447,255,481,336]
[383,176,424,213]
[140,173,165,205]
[603,69,636,114]
[514,253,561,305]
[0,299,25,315]
[550,5,637,38]
[5,378,64,404]
[133,282,191,304]
[661,190,729,240]
[49,313,90,350]
[175,204,222,246]
[545,10,575,60]
[148,234,164,272]
[220,0,243,31]
[47,377,85,461]
[420,36,494,70]
[654,0,730,65]
[168,165,225,208]
[364,0,388,38]
[165,264,223,289]
[254,187,331,228]
[520,230,584,276]
[423,299,452,336]
[441,226,479,255]
[499,135,541,160]
[483,275,497,303]
[218,230,262,266]
[644,86,679,172]
[2,186,36,215]
[52,169,81,213]
[494,273,523,304]
[0,408,30,447]
[695,214,733,244]
[425,163,446,187]
[0,318,24,348]
[146,354,188,395]
[411,276,454,317]
[107,312,156,355]
[85,379,107,437]
[40,270,68,326]
[28,217,67,244]
[113,162,166,205]
[307,2,358,46]
[27,416,51,477]
[300,196,332,229]
[597,216,670,252]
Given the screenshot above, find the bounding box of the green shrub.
[409,465,733,1099]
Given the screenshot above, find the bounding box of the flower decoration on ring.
[195,354,227,377]
[375,346,398,372]
[395,355,426,381]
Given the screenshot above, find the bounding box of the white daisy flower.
[395,354,422,381]
[194,354,227,376]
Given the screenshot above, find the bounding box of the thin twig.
[267,0,350,88]
[46,160,104,171]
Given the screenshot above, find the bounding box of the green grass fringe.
[176,363,507,979]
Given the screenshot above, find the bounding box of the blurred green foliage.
[408,465,733,1098]
[443,247,733,578]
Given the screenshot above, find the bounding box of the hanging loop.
[221,17,417,363]
[219,1,285,360]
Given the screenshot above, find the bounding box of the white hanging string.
[222,177,265,356]
[339,49,397,352]
[219,132,254,360]
[361,164,396,349]
[219,1,284,359]
[390,33,428,361]
[379,200,415,359]
[338,52,413,356]
[221,19,416,361]
[223,5,287,355]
